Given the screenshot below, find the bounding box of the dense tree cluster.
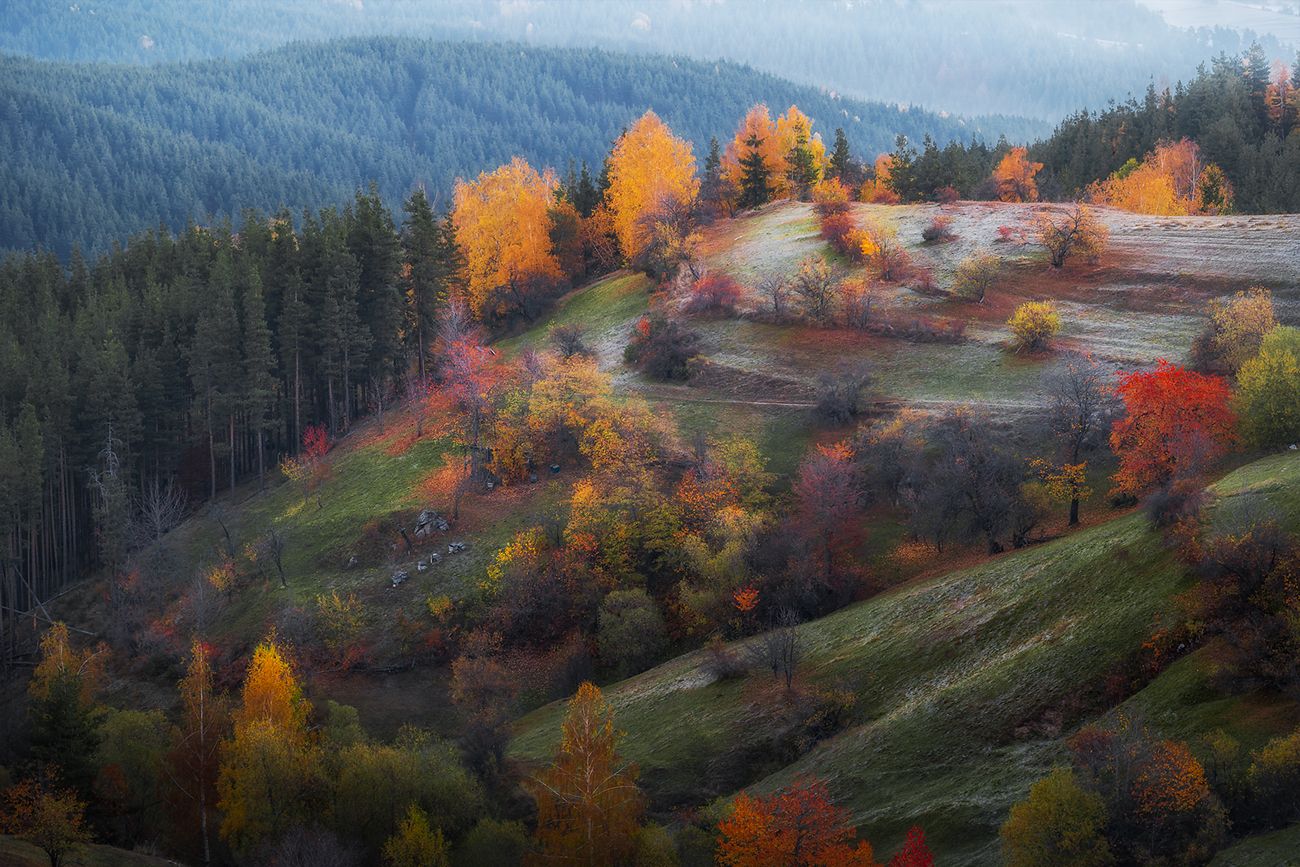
[0,187,460,614]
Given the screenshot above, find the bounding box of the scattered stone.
[415,509,451,537]
[529,473,539,483]
[485,480,495,490]
[417,560,428,573]
[390,570,410,588]
[448,541,467,554]
[430,552,441,563]
[550,463,561,474]
[346,554,358,569]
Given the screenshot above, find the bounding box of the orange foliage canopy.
[717,776,879,867]
[1132,740,1212,818]
[452,156,563,320]
[1109,360,1236,495]
[605,110,699,263]
[992,147,1043,203]
[1091,139,1234,215]
[723,104,828,201]
[528,682,645,864]
[860,154,900,204]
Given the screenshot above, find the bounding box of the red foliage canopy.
[1109,360,1236,495]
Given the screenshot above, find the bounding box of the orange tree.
[0,773,91,867]
[1109,360,1236,496]
[604,110,699,266]
[527,682,645,864]
[716,776,879,867]
[992,146,1043,202]
[452,157,563,322]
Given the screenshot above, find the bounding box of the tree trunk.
[228,415,236,493]
[1069,496,1080,526]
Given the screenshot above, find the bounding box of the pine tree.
[402,188,442,381]
[828,127,853,184]
[785,127,820,200]
[346,184,401,390]
[239,262,276,489]
[574,161,600,217]
[887,134,918,202]
[738,132,772,209]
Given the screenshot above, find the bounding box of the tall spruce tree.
[738,132,772,209]
[239,262,276,489]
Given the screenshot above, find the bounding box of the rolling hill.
[13,198,1300,863]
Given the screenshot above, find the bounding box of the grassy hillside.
[0,836,179,866]
[511,453,1300,864]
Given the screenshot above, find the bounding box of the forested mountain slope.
[0,0,1284,119]
[0,37,1019,258]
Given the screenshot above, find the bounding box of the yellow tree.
[993,147,1044,202]
[527,682,645,865]
[774,105,829,198]
[605,110,699,265]
[452,157,563,322]
[217,637,318,856]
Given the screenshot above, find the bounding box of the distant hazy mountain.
[2,0,1288,119]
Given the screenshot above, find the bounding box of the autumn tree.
[1236,325,1300,448]
[860,154,901,204]
[1007,301,1061,353]
[527,682,645,865]
[1192,286,1277,375]
[605,111,699,267]
[1091,139,1234,216]
[1035,204,1108,268]
[28,622,106,797]
[166,639,228,865]
[1109,360,1236,496]
[1000,768,1112,867]
[952,252,999,303]
[789,441,865,609]
[779,106,826,199]
[1043,355,1115,524]
[0,773,92,867]
[217,637,319,856]
[716,777,878,867]
[791,256,837,323]
[726,104,828,206]
[452,157,564,322]
[889,826,934,867]
[728,105,779,210]
[382,805,450,867]
[992,146,1043,202]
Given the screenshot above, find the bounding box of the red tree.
[1109,360,1236,495]
[686,272,744,315]
[301,424,330,462]
[889,826,934,867]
